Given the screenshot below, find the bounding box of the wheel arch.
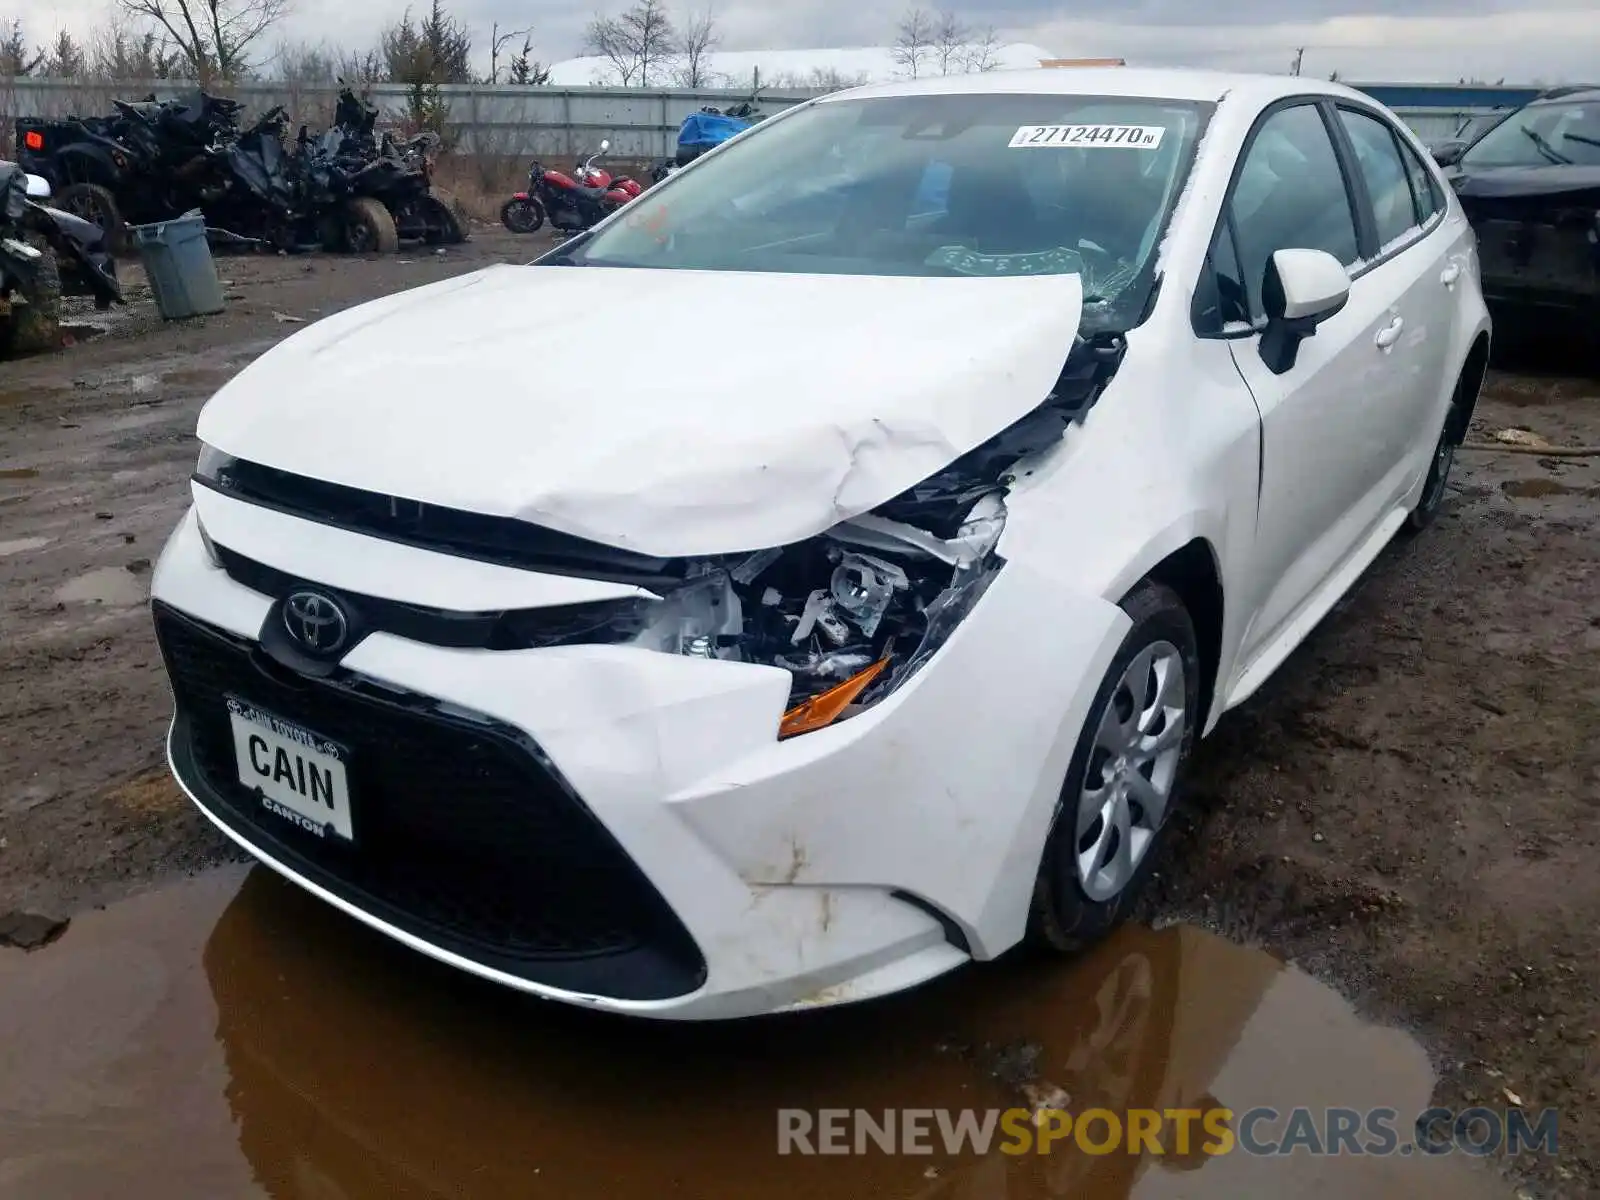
[1134,537,1225,737]
[1448,330,1491,444]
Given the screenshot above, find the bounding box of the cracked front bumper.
[152,499,1126,1019]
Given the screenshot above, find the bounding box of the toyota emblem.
[283,590,349,655]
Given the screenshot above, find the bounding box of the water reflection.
[0,867,1509,1199]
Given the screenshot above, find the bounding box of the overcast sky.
[13,0,1600,83]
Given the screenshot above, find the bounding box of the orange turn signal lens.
[24,131,44,150]
[778,658,891,739]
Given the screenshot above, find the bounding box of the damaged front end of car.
[591,331,1127,740]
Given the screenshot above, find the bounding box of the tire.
[342,196,399,254]
[500,196,544,233]
[422,187,468,245]
[54,182,125,254]
[0,237,63,359]
[1027,579,1201,953]
[1405,367,1477,533]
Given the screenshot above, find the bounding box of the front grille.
[155,601,705,1000]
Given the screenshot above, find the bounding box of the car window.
[1193,220,1251,334]
[1461,99,1600,168]
[570,92,1211,335]
[1227,103,1361,317]
[1338,107,1419,251]
[1397,136,1443,223]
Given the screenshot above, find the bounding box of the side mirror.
[1431,142,1465,167]
[1258,248,1350,375]
[24,173,51,200]
[599,138,611,154]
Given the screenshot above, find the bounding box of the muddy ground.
[1,232,1596,1197]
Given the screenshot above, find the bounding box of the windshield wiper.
[1564,131,1600,150]
[1521,125,1572,165]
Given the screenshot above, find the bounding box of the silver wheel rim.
[1075,641,1187,902]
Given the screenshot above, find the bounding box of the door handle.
[1440,263,1461,287]
[1375,317,1404,349]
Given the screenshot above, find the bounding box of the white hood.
[197,263,1083,557]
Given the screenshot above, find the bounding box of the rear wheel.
[342,196,398,254]
[1028,580,1200,953]
[1406,362,1480,533]
[421,187,468,245]
[54,182,125,253]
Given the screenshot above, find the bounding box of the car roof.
[822,66,1375,108]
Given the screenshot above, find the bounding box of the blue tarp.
[677,111,752,150]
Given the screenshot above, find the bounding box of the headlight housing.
[623,492,1008,738]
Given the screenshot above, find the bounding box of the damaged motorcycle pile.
[0,161,122,359]
[14,87,466,255]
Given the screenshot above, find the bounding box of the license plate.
[227,697,353,841]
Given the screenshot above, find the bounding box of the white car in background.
[152,68,1489,1019]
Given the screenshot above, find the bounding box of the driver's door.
[1216,101,1415,682]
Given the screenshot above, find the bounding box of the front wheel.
[1028,579,1200,953]
[500,196,544,233]
[54,182,125,253]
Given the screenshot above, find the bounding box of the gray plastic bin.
[127,210,225,320]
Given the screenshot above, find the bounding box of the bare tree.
[508,32,550,84]
[0,18,45,75]
[1289,46,1305,75]
[118,0,290,80]
[583,14,634,84]
[932,10,966,76]
[962,24,1000,72]
[673,8,718,87]
[487,21,527,83]
[585,0,675,87]
[891,7,934,79]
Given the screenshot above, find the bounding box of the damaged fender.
[668,557,1131,958]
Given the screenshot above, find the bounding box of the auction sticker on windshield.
[1010,124,1166,149]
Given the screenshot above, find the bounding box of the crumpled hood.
[197,263,1083,557]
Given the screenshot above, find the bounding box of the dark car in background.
[1442,85,1600,332]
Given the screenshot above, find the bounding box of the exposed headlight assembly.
[628,493,1008,738]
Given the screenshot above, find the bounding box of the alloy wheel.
[1075,641,1187,902]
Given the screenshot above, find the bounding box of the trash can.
[126,210,225,320]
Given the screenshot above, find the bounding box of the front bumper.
[153,495,1126,1019]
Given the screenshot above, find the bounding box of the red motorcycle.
[500,139,643,234]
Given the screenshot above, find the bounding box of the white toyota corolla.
[152,68,1489,1019]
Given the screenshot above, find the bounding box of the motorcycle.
[0,162,122,357]
[500,139,642,234]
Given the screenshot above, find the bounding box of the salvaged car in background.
[150,69,1489,1020]
[1442,85,1600,330]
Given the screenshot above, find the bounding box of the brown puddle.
[1501,478,1600,499]
[0,867,1512,1199]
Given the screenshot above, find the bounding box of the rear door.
[1330,103,1456,465]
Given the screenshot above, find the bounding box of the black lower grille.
[154,601,705,1001]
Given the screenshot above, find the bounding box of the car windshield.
[1460,99,1600,167]
[564,92,1211,333]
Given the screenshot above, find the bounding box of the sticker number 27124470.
[1009,124,1166,149]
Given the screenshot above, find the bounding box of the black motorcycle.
[0,161,122,357]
